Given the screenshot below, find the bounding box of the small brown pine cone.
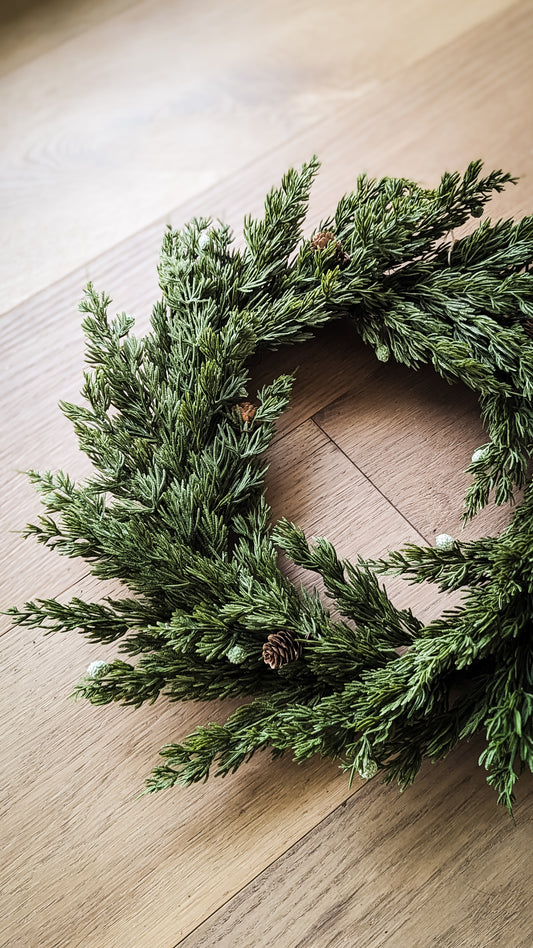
[311,230,350,266]
[523,319,533,339]
[262,630,301,669]
[235,401,257,423]
[311,230,336,251]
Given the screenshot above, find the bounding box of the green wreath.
[9,158,533,812]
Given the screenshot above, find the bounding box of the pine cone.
[262,631,301,669]
[311,230,336,251]
[310,230,350,266]
[235,401,257,423]
[523,320,533,339]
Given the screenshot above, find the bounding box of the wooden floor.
[1,1,533,945]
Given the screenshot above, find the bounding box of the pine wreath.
[8,157,533,812]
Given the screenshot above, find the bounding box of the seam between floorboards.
[311,416,431,548]
[172,778,373,948]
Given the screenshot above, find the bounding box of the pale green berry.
[435,533,454,551]
[86,660,109,679]
[471,446,490,463]
[358,759,379,779]
[375,344,390,362]
[226,645,248,665]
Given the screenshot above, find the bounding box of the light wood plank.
[179,738,533,948]
[265,418,453,625]
[313,357,519,544]
[0,0,143,76]
[0,0,518,311]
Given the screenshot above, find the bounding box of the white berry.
[86,660,109,678]
[435,533,454,551]
[471,446,490,463]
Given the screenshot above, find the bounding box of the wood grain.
[0,0,142,76]
[313,356,519,544]
[0,585,357,948]
[0,0,519,312]
[2,1,533,946]
[179,739,533,948]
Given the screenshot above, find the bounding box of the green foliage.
[7,158,533,812]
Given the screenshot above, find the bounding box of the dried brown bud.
[311,230,350,266]
[235,401,257,423]
[311,230,336,251]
